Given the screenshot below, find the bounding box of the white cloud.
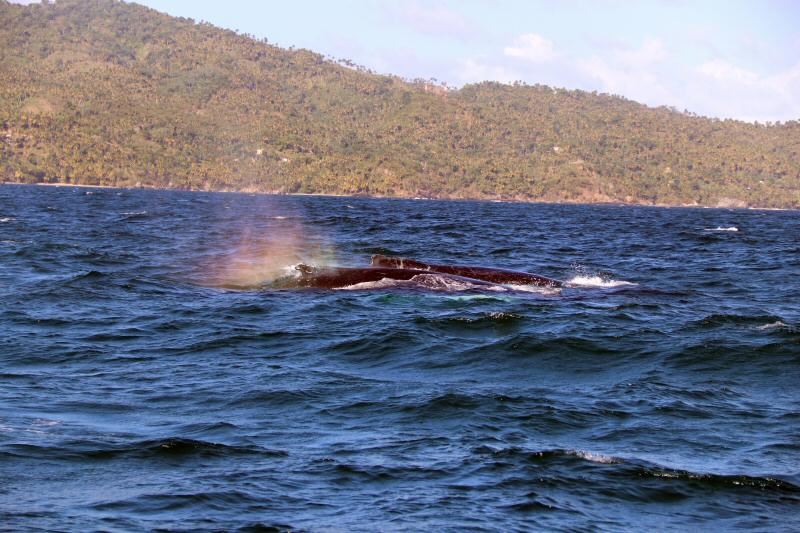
[693,60,800,121]
[457,57,520,85]
[770,63,800,96]
[503,33,555,63]
[448,30,800,121]
[697,60,759,84]
[576,55,674,106]
[575,38,673,107]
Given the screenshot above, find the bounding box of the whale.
[370,254,562,287]
[272,264,499,289]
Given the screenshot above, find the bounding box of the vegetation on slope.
[1,0,799,207]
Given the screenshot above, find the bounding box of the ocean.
[1,183,798,531]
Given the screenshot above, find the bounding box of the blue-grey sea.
[1,183,798,531]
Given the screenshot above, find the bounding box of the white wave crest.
[757,321,788,331]
[569,449,619,464]
[705,226,739,232]
[33,418,61,427]
[566,275,636,288]
[505,283,562,295]
[445,294,517,302]
[0,217,13,222]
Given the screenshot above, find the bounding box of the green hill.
[2,0,799,207]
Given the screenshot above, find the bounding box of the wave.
[756,320,797,332]
[88,490,293,516]
[505,283,562,295]
[531,448,621,464]
[1,437,286,460]
[474,446,621,465]
[401,392,483,415]
[0,216,14,222]
[693,313,787,328]
[308,457,451,482]
[70,270,107,281]
[414,311,525,329]
[638,468,795,489]
[705,226,739,232]
[473,446,799,493]
[117,210,150,221]
[443,294,517,302]
[353,246,403,256]
[471,445,596,459]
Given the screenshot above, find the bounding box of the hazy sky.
[13,0,800,122]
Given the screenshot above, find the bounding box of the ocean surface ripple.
[1,184,799,531]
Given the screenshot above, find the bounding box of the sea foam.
[705,226,739,232]
[566,275,636,288]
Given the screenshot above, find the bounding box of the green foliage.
[1,0,799,207]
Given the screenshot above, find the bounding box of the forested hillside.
[2,0,799,207]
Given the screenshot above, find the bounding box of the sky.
[13,0,800,122]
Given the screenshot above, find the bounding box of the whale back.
[283,264,494,289]
[371,254,562,287]
[371,255,429,270]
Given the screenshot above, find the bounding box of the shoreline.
[2,180,795,212]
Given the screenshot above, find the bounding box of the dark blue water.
[1,184,799,531]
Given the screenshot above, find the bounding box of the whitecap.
[566,275,636,288]
[0,217,12,222]
[756,321,794,331]
[444,294,516,302]
[505,283,562,295]
[33,418,62,427]
[568,449,620,464]
[705,226,739,232]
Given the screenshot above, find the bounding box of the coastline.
[2,180,794,212]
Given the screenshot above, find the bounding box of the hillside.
[1,0,799,207]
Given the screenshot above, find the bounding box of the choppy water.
[1,184,799,531]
